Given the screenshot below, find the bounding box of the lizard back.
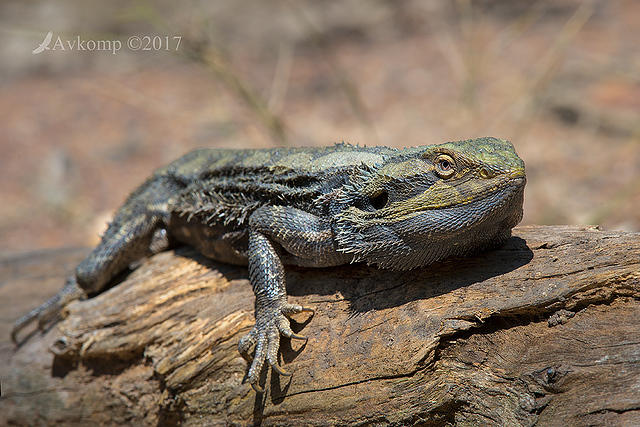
[163,144,396,222]
[161,144,398,264]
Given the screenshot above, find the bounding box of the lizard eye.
[434,154,456,179]
[369,190,389,210]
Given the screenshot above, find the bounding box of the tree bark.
[1,225,639,426]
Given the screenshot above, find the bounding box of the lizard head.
[333,137,526,269]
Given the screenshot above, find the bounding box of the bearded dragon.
[12,137,526,392]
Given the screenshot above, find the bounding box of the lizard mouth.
[472,174,525,213]
[391,171,526,219]
[401,173,526,237]
[442,169,526,211]
[507,168,526,186]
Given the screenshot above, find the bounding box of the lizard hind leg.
[12,218,165,345]
[73,171,186,296]
[12,174,176,344]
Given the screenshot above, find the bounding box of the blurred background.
[1,0,639,253]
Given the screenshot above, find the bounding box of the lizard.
[11,136,526,393]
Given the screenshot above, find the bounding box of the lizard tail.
[11,277,85,345]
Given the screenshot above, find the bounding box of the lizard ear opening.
[369,190,389,210]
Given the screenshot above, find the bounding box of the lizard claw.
[240,302,311,391]
[288,333,308,341]
[269,361,291,376]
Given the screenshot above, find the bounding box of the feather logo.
[32,31,53,54]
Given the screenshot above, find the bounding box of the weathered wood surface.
[1,225,639,426]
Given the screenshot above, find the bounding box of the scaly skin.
[12,137,526,392]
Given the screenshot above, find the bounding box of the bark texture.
[1,225,639,426]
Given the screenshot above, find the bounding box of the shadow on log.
[1,226,639,425]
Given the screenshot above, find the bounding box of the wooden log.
[1,225,639,426]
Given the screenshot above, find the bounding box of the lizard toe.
[266,328,290,376]
[238,328,257,361]
[281,303,315,318]
[277,316,308,341]
[277,315,294,336]
[299,306,315,314]
[243,332,267,390]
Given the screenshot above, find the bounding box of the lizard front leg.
[239,230,312,392]
[239,206,345,392]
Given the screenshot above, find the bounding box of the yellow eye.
[434,154,456,178]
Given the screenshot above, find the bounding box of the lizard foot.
[11,277,85,344]
[238,302,313,393]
